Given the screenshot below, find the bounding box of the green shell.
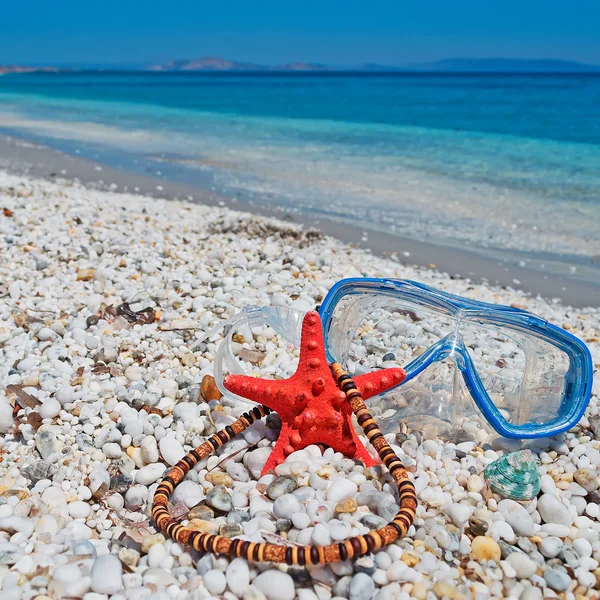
[484,450,541,501]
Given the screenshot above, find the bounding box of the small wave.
[0,112,159,149]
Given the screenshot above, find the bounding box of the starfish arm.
[353,368,406,400]
[223,374,290,413]
[222,374,262,400]
[295,311,329,371]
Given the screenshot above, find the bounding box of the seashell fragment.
[201,374,222,402]
[20,460,58,483]
[484,450,541,501]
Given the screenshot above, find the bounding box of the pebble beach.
[0,170,599,600]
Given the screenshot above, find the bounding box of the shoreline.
[0,133,598,308]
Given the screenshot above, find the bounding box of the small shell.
[484,450,541,501]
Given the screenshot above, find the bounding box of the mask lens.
[462,321,571,426]
[326,295,455,372]
[213,317,301,406]
[370,359,493,443]
[228,322,299,379]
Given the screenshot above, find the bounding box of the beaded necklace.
[152,362,417,565]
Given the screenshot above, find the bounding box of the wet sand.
[0,133,598,308]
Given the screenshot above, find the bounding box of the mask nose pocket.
[364,358,493,443]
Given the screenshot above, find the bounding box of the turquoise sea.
[0,72,599,262]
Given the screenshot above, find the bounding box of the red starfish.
[224,310,406,476]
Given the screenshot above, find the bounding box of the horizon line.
[2,55,600,70]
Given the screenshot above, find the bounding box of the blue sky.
[1,0,599,66]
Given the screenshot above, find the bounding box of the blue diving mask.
[319,278,593,442]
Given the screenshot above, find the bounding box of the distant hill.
[415,57,600,72]
[148,56,328,72]
[148,56,600,73]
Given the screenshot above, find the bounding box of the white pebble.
[102,442,122,459]
[311,523,331,546]
[538,494,573,526]
[56,386,74,405]
[140,436,159,464]
[292,512,311,529]
[203,569,226,595]
[91,554,123,594]
[573,537,592,558]
[329,520,351,541]
[540,474,557,495]
[273,494,300,519]
[253,570,295,600]
[245,447,272,479]
[506,552,537,578]
[497,499,534,536]
[160,379,178,400]
[40,399,61,419]
[159,437,185,466]
[326,479,358,503]
[446,504,473,528]
[0,403,14,434]
[135,463,165,485]
[68,501,91,519]
[539,536,563,558]
[172,481,204,508]
[226,557,250,597]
